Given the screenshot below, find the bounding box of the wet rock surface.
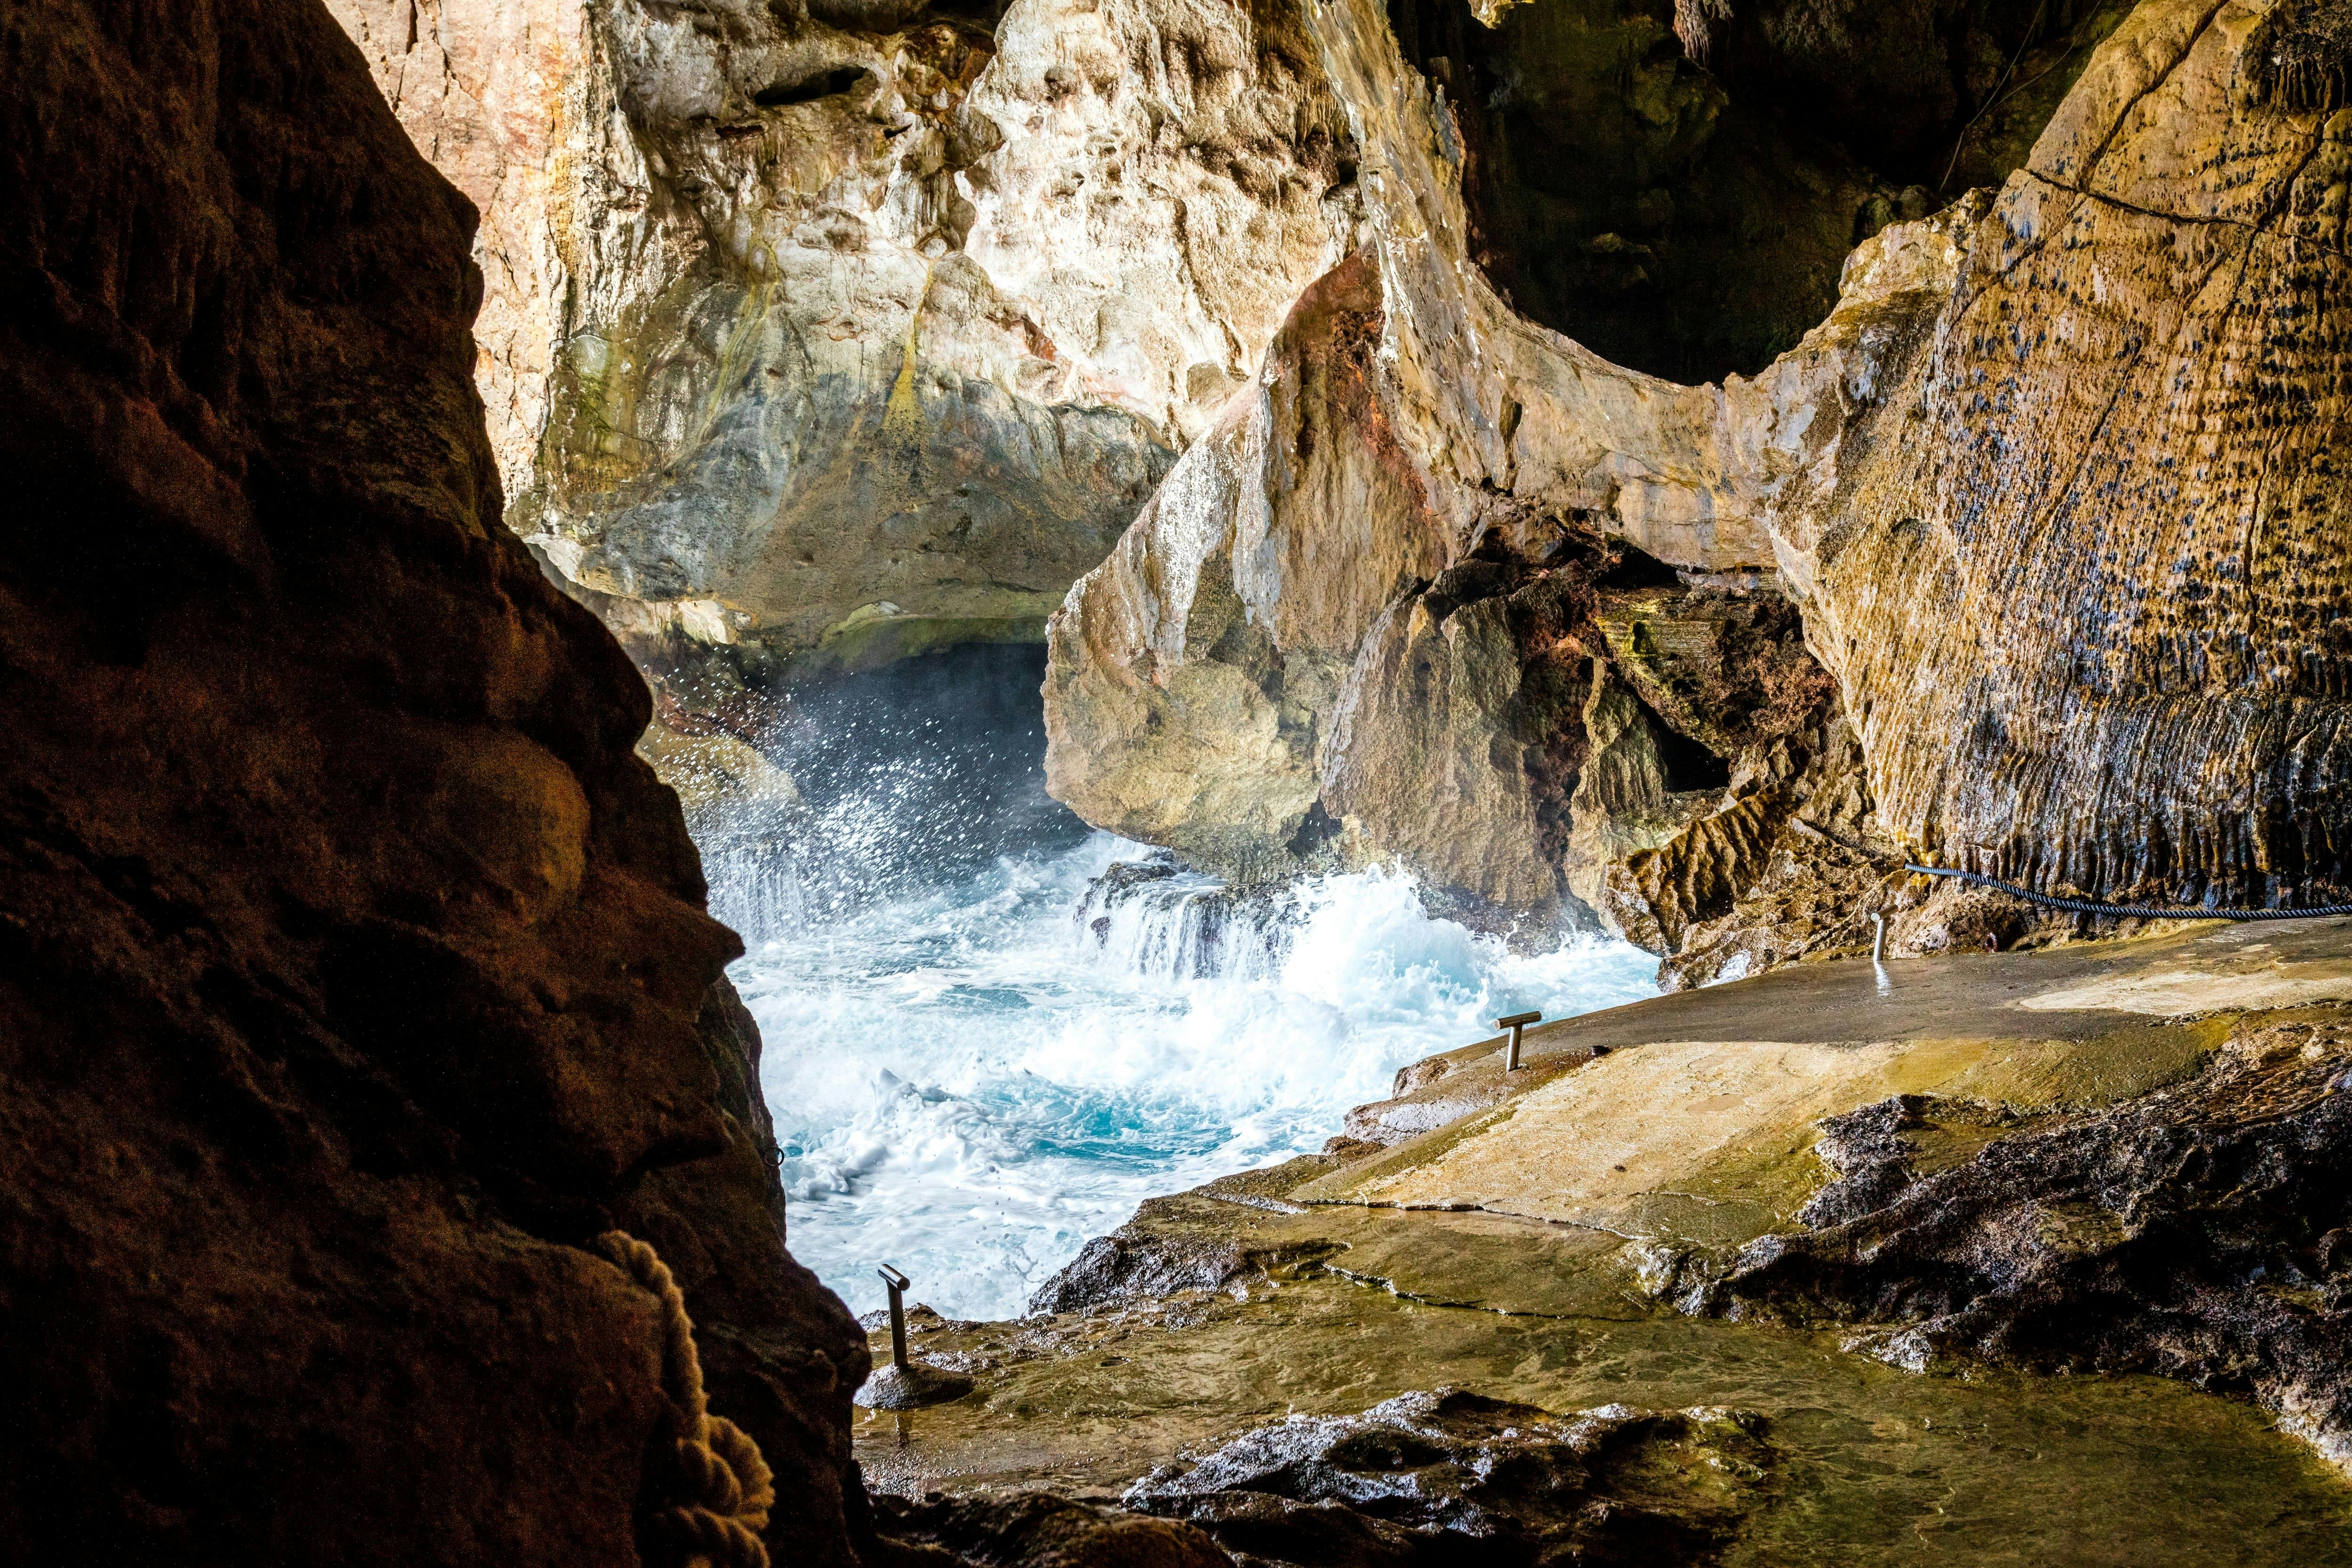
[1030,1160,1343,1314]
[1126,1389,1774,1568]
[1713,1005,2352,1468]
[852,921,2352,1563]
[874,1491,1234,1568]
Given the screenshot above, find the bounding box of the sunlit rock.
[1047,0,2352,975]
[332,0,1361,695]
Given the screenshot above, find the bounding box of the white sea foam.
[731,832,1657,1320]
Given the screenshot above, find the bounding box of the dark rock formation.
[1391,0,2128,383]
[0,0,863,1560]
[1125,1388,1776,1567]
[874,1491,1236,1568]
[1712,1006,2352,1469]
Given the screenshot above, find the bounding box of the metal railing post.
[1495,1010,1541,1072]
[877,1263,911,1370]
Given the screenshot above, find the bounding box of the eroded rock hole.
[1382,0,2126,382]
[1654,718,1733,793]
[753,66,874,108]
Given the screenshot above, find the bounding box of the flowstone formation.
[1047,0,2352,979]
[330,0,1360,705]
[0,0,865,1558]
[1768,0,2352,909]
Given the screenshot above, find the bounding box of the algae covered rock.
[1127,1388,1774,1567]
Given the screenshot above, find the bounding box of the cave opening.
[1382,0,2128,382]
[685,635,1659,1321]
[1654,714,1734,792]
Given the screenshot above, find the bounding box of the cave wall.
[1380,0,2129,381]
[1043,0,1984,947]
[1770,0,2352,907]
[331,0,1363,707]
[0,0,866,1559]
[1046,0,2352,973]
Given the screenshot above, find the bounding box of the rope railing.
[1905,865,2352,923]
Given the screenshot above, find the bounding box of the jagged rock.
[0,0,863,1559]
[333,0,1359,692]
[855,1361,977,1410]
[1125,1388,1775,1568]
[1712,1007,2352,1470]
[1028,1160,1344,1313]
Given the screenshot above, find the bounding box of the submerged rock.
[1125,1388,1775,1568]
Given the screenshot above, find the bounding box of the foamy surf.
[732,832,1657,1320]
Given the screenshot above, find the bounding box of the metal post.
[877,1264,911,1370]
[1870,912,1885,964]
[1495,1010,1541,1072]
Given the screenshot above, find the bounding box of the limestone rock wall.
[1042,0,1984,945]
[1047,0,2352,971]
[1766,0,2352,908]
[334,0,1360,698]
[0,0,865,1558]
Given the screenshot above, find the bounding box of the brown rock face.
[0,0,862,1561]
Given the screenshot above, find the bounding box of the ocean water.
[705,649,1660,1321]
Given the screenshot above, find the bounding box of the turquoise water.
[729,833,1658,1318]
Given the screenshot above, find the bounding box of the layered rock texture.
[1770,0,2352,908]
[0,0,866,1559]
[333,0,1360,699]
[1047,0,2352,974]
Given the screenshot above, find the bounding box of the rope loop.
[597,1231,772,1568]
